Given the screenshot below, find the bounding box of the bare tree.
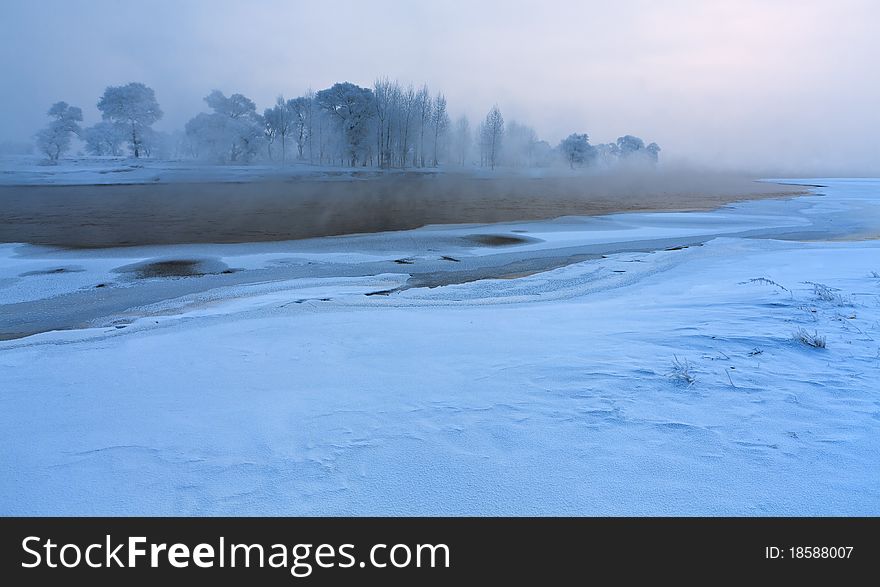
[289,96,310,161]
[453,115,470,166]
[481,106,504,170]
[304,89,316,163]
[263,96,294,164]
[431,93,449,167]
[374,77,394,169]
[415,84,431,167]
[397,85,416,168]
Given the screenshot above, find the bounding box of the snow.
[0,155,438,186]
[1,179,879,515]
[456,209,811,257]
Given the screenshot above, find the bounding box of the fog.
[2,0,878,175]
[0,168,806,247]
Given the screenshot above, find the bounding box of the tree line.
[35,80,660,169]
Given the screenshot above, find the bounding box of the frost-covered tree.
[289,96,311,161]
[481,106,504,170]
[263,96,295,163]
[531,140,555,167]
[414,85,431,167]
[595,142,621,166]
[373,77,395,168]
[311,93,333,165]
[184,113,223,160]
[399,85,417,168]
[374,78,441,169]
[96,82,162,158]
[452,115,470,166]
[48,101,83,132]
[186,90,264,163]
[616,135,646,157]
[592,135,660,166]
[431,93,449,167]
[559,133,596,169]
[83,121,126,156]
[300,89,317,163]
[316,82,375,167]
[503,121,539,167]
[615,135,661,164]
[35,101,83,161]
[205,90,256,120]
[168,76,658,169]
[166,129,196,159]
[138,127,171,158]
[383,83,416,168]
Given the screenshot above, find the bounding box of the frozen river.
[0,179,871,340]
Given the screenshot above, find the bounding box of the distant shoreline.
[0,172,809,248]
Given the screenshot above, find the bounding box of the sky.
[1,0,878,174]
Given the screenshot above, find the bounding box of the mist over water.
[0,168,805,247]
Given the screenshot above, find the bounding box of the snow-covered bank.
[1,180,879,515]
[0,189,820,339]
[0,156,400,186]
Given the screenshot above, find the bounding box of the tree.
[504,121,539,167]
[615,135,646,157]
[186,90,264,163]
[414,85,431,167]
[47,101,83,132]
[289,96,311,161]
[531,140,555,167]
[316,82,375,167]
[373,77,395,168]
[205,90,257,120]
[138,127,169,158]
[167,129,196,159]
[397,85,416,168]
[595,142,621,166]
[185,113,224,160]
[591,136,660,166]
[481,106,504,170]
[453,115,470,166]
[373,78,446,169]
[263,96,295,163]
[297,89,318,163]
[96,82,162,158]
[35,101,82,161]
[431,93,449,167]
[83,121,125,156]
[559,133,596,169]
